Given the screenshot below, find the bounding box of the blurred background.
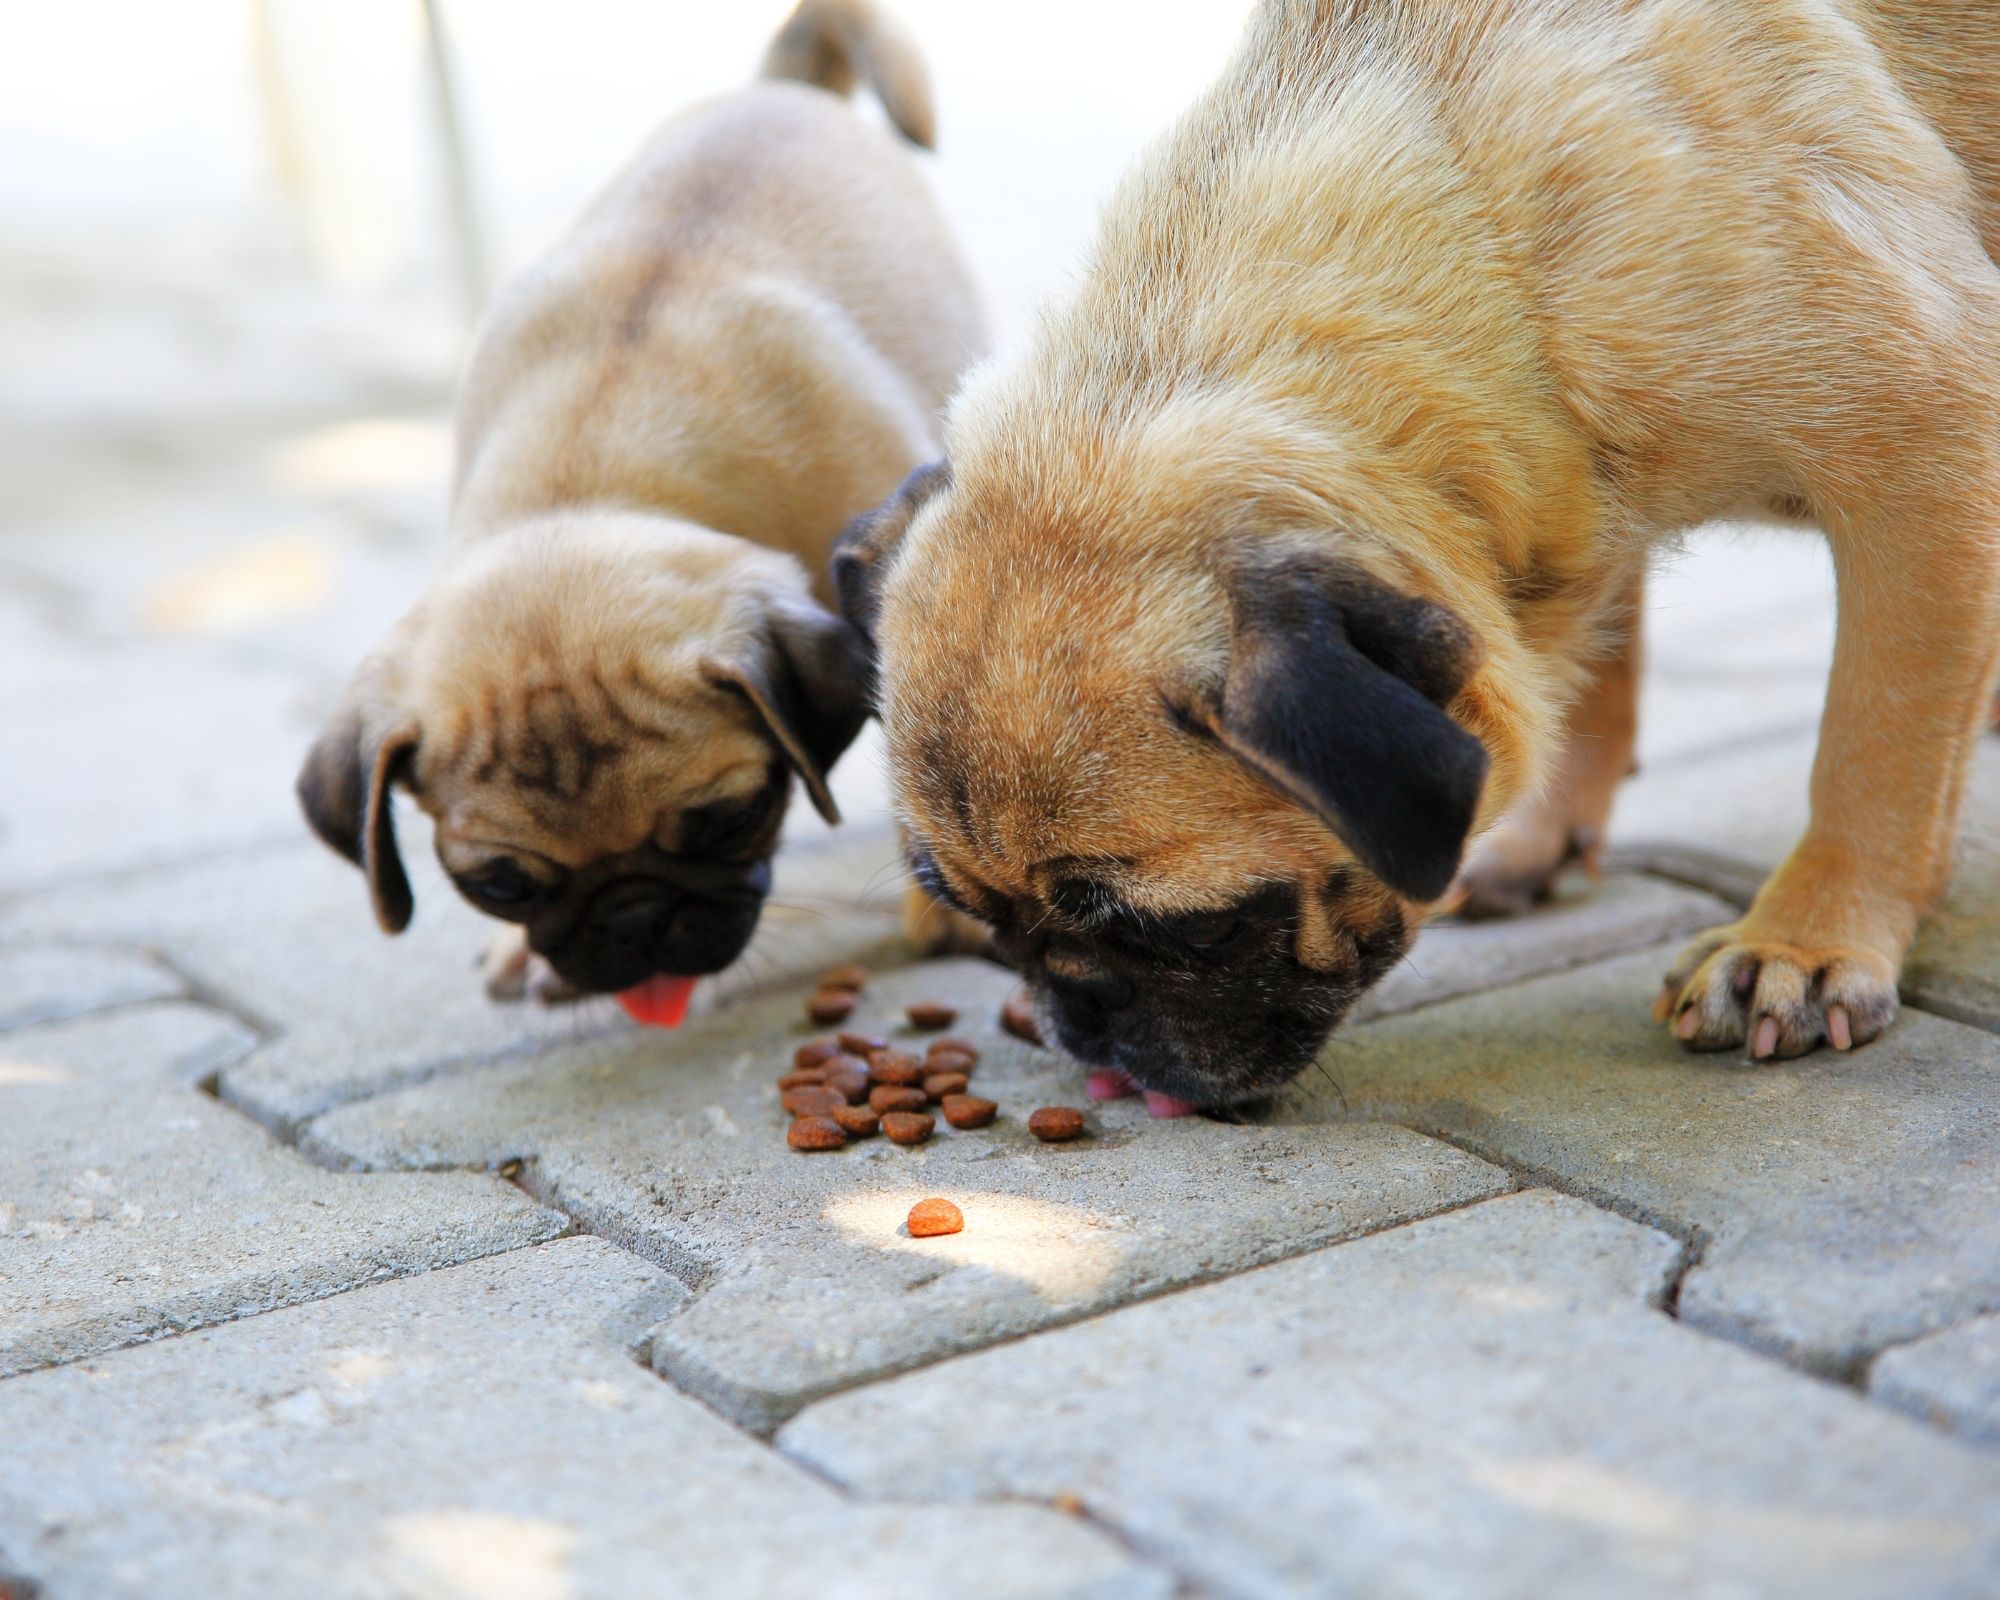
[0,0,1835,915]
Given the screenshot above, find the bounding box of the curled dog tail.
[761,0,936,149]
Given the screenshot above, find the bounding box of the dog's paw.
[478,927,586,1005]
[1447,809,1600,921]
[1653,924,1898,1059]
[902,883,994,959]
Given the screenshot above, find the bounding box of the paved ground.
[8,11,2000,1594]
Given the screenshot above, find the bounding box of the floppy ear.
[830,459,951,650]
[706,600,872,825]
[296,658,422,934]
[1197,552,1488,902]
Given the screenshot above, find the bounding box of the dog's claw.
[1828,1004,1853,1051]
[1656,924,1896,1059]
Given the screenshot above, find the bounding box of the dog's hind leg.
[1450,569,1643,918]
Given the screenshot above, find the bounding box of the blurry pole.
[248,0,312,263]
[419,0,490,328]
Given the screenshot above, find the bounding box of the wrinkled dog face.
[836,466,1488,1105]
[299,519,871,994]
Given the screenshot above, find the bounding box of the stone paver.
[303,958,1512,1432]
[0,945,181,1033]
[1,833,903,1134]
[0,1239,1167,1600]
[783,1191,2000,1600]
[1,1001,565,1378]
[1872,1315,2000,1449]
[1278,944,2000,1376]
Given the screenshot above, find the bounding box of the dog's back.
[1860,2,2000,256]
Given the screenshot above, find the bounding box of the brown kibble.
[777,1069,827,1091]
[783,1083,846,1119]
[868,1050,928,1087]
[869,1084,929,1115]
[1027,1106,1086,1142]
[788,1116,847,1152]
[926,1036,980,1065]
[923,1071,970,1101]
[907,1197,964,1237]
[925,1047,977,1077]
[818,963,870,993]
[793,1038,841,1071]
[1001,990,1045,1046]
[838,1030,889,1057]
[881,1110,935,1145]
[823,1061,872,1104]
[906,1000,959,1031]
[808,989,857,1025]
[941,1093,997,1129]
[831,1104,880,1139]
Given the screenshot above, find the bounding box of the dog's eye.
[683,785,779,857]
[468,865,539,909]
[1175,912,1244,951]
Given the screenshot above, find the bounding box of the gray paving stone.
[303,958,1511,1432]
[0,945,181,1032]
[0,1239,1166,1600]
[1361,871,1732,1023]
[1282,944,2000,1376]
[783,1191,2000,1600]
[1872,1315,2000,1449]
[2,834,902,1134]
[1,1002,565,1378]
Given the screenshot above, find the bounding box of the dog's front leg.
[1658,523,2000,1058]
[1452,569,1644,917]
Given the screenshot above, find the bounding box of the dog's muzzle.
[527,848,772,993]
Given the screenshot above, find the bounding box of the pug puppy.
[299,0,984,1016]
[837,0,2000,1106]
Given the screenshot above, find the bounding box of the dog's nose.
[595,886,673,947]
[1045,941,1136,1021]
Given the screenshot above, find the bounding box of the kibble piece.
[923,1071,970,1101]
[926,1037,980,1066]
[1027,1106,1086,1142]
[777,1069,827,1091]
[783,1083,846,1119]
[868,1050,928,1087]
[831,1104,881,1138]
[906,1000,959,1031]
[793,1038,841,1071]
[823,1061,873,1104]
[838,1030,889,1057]
[941,1093,998,1130]
[818,963,870,993]
[1001,990,1045,1046]
[808,989,857,1025]
[907,1198,964,1237]
[788,1116,847,1152]
[869,1084,930,1116]
[881,1110,935,1146]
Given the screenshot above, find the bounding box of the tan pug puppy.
[838,0,2000,1107]
[299,0,984,1015]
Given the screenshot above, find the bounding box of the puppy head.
[838,460,1496,1107]
[298,511,870,993]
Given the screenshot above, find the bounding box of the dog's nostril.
[601,898,663,944]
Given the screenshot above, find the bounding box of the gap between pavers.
[0,944,182,1033]
[1276,942,2000,1381]
[0,1239,1169,1600]
[1,1000,567,1379]
[1870,1313,2000,1451]
[781,1190,2000,1600]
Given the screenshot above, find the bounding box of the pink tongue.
[617,974,697,1028]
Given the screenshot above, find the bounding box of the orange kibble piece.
[907,1198,964,1237]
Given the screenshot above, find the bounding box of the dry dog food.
[788,1115,846,1152]
[927,1036,980,1063]
[1027,1106,1086,1142]
[907,1198,964,1237]
[925,1049,977,1078]
[823,1060,873,1104]
[783,1083,845,1119]
[838,1030,889,1057]
[923,1071,970,1100]
[869,1084,930,1116]
[1001,990,1045,1046]
[868,1051,928,1087]
[794,1038,842,1071]
[831,1104,880,1138]
[940,1093,997,1129]
[808,989,857,1025]
[819,964,870,993]
[881,1110,935,1146]
[777,1069,826,1091]
[906,1000,958,1031]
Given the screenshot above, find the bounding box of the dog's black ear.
[296,692,422,934]
[831,460,951,651]
[1196,552,1488,902]
[708,600,872,825]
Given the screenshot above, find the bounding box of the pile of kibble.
[780,965,1088,1156]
